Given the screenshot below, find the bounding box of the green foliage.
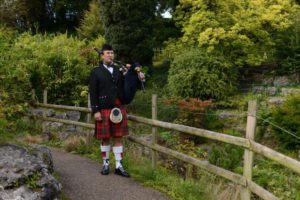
[160,131,173,141]
[100,0,156,65]
[251,156,300,200]
[202,111,224,131]
[165,0,299,70]
[127,156,210,200]
[275,11,300,75]
[77,0,104,40]
[0,0,44,30]
[1,31,104,106]
[271,94,300,148]
[25,172,42,189]
[167,49,237,100]
[15,171,42,189]
[0,0,90,32]
[152,16,181,48]
[208,144,243,171]
[0,119,14,144]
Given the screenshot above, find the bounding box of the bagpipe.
[93,48,145,104]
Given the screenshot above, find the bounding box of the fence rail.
[34,90,300,200]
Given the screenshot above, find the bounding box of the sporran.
[109,107,123,123]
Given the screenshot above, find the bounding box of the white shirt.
[103,64,114,74]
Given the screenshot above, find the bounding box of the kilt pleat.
[94,102,129,139]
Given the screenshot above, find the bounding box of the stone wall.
[30,108,92,142]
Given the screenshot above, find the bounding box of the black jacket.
[89,63,140,114]
[89,63,125,114]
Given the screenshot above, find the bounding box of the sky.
[162,10,172,18]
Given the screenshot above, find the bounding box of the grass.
[23,134,43,144]
[124,147,211,200]
[63,136,87,152]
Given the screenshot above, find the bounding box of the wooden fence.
[33,90,300,200]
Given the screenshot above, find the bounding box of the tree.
[0,0,91,32]
[99,0,156,65]
[165,0,299,67]
[51,0,90,32]
[77,0,104,40]
[0,0,45,30]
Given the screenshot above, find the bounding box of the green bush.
[271,94,300,149]
[167,49,237,100]
[252,156,300,200]
[1,31,104,106]
[208,144,243,171]
[275,11,300,75]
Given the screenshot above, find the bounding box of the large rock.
[62,125,76,132]
[66,111,80,121]
[46,109,55,117]
[0,144,61,200]
[48,122,64,132]
[30,109,55,117]
[53,113,67,120]
[268,97,285,105]
[31,146,54,173]
[281,88,300,96]
[253,86,277,95]
[0,186,40,200]
[273,76,291,86]
[265,87,277,96]
[218,112,236,119]
[252,86,264,94]
[262,77,274,85]
[30,109,44,117]
[58,131,74,140]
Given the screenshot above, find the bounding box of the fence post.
[42,89,48,133]
[151,94,158,168]
[87,93,91,123]
[241,100,257,200]
[86,93,92,145]
[31,89,37,102]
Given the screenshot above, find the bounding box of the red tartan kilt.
[95,105,129,139]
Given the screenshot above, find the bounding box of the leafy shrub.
[275,11,300,75]
[251,156,300,200]
[271,94,300,148]
[163,98,215,144]
[202,111,224,131]
[1,32,104,106]
[208,144,243,171]
[167,49,237,100]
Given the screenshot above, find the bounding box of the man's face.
[101,50,114,64]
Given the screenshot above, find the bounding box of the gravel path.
[51,148,170,200]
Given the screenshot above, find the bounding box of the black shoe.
[101,164,110,175]
[115,167,130,177]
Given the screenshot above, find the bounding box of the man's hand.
[94,112,102,121]
[135,67,145,81]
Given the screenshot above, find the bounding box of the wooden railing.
[34,90,300,200]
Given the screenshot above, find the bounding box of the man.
[89,44,144,177]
